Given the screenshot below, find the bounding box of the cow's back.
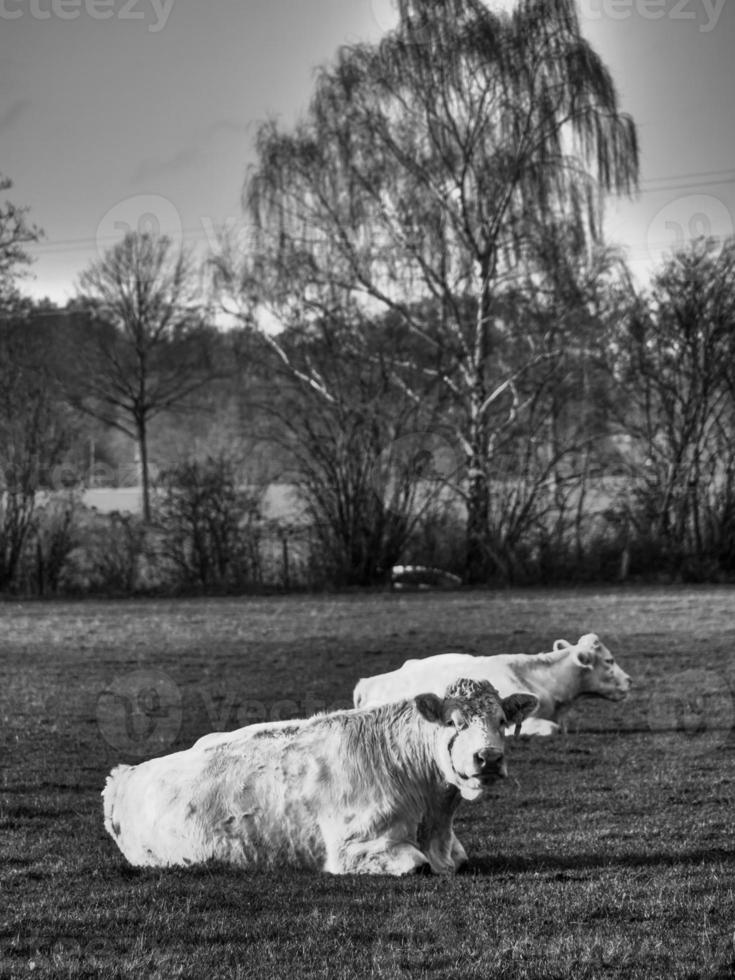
[354,653,477,707]
[470,655,543,700]
[103,714,410,869]
[357,652,538,703]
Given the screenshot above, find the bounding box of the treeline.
[2,235,735,595]
[3,0,735,594]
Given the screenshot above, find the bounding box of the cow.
[102,678,538,876]
[353,633,632,736]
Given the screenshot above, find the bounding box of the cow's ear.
[502,693,539,726]
[574,648,594,668]
[553,639,571,651]
[415,693,445,724]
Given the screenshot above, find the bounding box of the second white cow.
[353,633,632,736]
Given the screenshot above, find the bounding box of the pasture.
[1,588,734,979]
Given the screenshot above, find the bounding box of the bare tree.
[612,238,735,577]
[234,0,639,581]
[481,228,627,581]
[0,173,42,311]
[156,454,263,592]
[0,319,73,590]
[74,232,216,521]
[244,312,455,586]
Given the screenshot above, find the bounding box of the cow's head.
[415,678,538,800]
[555,634,632,701]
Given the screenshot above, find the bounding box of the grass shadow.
[468,845,735,875]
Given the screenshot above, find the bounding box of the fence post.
[282,528,290,590]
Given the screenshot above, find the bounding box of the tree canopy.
[238,0,639,580]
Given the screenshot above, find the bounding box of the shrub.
[24,493,81,595]
[58,509,154,595]
[155,456,263,593]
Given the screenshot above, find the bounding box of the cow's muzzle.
[473,749,507,780]
[612,679,633,700]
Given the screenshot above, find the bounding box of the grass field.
[1,588,734,979]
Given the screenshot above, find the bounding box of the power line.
[23,169,735,257]
[637,176,735,195]
[30,226,218,253]
[639,167,735,186]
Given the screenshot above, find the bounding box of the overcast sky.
[2,0,733,304]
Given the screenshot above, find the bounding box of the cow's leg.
[325,835,430,876]
[419,790,464,874]
[517,717,560,736]
[320,816,431,875]
[448,831,468,870]
[426,828,466,873]
[377,841,431,876]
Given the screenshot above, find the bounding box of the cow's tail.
[102,763,133,842]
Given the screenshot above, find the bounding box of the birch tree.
[236,0,638,580]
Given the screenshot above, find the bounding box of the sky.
[1,0,733,305]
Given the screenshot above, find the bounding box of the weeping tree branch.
[222,0,639,581]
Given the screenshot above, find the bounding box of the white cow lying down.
[103,678,538,876]
[353,633,632,736]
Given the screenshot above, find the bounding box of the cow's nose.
[474,749,505,774]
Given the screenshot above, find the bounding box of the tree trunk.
[0,493,36,592]
[137,416,151,523]
[465,463,491,584]
[465,253,493,584]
